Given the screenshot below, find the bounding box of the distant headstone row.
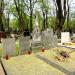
[2,30,74,57]
[2,28,58,57]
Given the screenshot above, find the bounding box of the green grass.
[0,44,3,58]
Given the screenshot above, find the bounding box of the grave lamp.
[4,55,10,60]
[41,47,45,52]
[28,47,32,55]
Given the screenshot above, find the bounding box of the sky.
[70,0,75,10]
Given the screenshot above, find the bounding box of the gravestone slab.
[73,33,75,38]
[36,48,75,75]
[19,36,30,55]
[42,28,54,49]
[52,35,58,47]
[61,32,71,43]
[1,54,66,75]
[2,38,16,57]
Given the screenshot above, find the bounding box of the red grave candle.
[41,47,45,52]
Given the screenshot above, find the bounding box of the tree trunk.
[14,0,25,32]
[55,0,67,38]
[0,0,4,31]
[45,10,48,28]
[0,17,4,31]
[30,0,33,32]
[42,11,46,30]
[67,1,70,31]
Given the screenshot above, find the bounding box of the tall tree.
[39,0,50,30]
[0,0,4,31]
[14,0,25,32]
[24,0,37,32]
[54,0,67,37]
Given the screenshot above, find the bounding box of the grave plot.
[61,32,71,44]
[61,43,75,49]
[58,32,75,49]
[19,36,30,55]
[36,47,75,75]
[73,33,75,39]
[42,28,58,49]
[1,54,66,75]
[2,38,16,57]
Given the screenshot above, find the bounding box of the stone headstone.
[73,33,75,38]
[19,36,30,55]
[42,28,54,49]
[61,32,71,43]
[2,38,16,57]
[52,35,58,47]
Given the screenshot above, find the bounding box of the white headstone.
[2,38,16,57]
[61,32,71,43]
[19,36,30,55]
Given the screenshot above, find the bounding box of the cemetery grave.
[0,26,75,75]
[58,32,75,49]
[72,33,75,39]
[0,35,75,75]
[36,47,75,75]
[2,38,16,57]
[1,0,75,74]
[19,36,30,55]
[62,43,75,49]
[61,32,71,44]
[1,54,66,75]
[42,28,58,49]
